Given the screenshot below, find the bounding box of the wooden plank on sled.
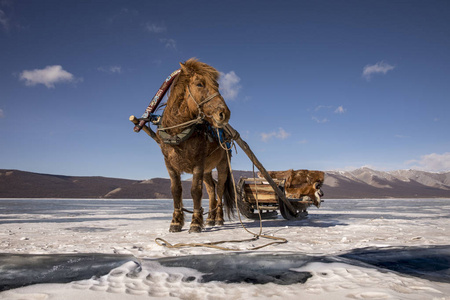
[242,178,285,185]
[244,192,278,203]
[244,184,279,194]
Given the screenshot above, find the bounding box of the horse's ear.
[179,62,189,75]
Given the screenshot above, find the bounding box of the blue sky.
[1,0,449,180]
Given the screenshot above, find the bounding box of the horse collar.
[158,123,199,145]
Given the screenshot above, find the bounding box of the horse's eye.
[196,83,204,88]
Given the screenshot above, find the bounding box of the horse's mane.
[163,58,220,127]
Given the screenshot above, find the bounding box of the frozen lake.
[1,198,449,299]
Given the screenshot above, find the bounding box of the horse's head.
[179,59,230,128]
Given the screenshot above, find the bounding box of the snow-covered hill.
[324,167,450,198]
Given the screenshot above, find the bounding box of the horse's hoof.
[206,219,215,226]
[169,223,182,232]
[215,220,224,226]
[189,225,202,233]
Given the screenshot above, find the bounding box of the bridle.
[187,85,220,120]
[156,84,220,132]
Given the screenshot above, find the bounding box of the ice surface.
[0,253,138,291]
[1,198,449,299]
[1,246,449,291]
[341,245,450,283]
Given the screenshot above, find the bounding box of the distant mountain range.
[324,168,450,198]
[1,168,449,199]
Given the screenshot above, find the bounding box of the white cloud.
[110,66,121,73]
[0,9,9,31]
[19,65,80,88]
[362,61,395,80]
[160,38,176,49]
[98,65,122,74]
[219,71,241,100]
[277,128,290,139]
[0,108,4,118]
[260,127,290,142]
[334,106,346,114]
[406,152,450,172]
[315,105,332,112]
[260,132,272,142]
[145,23,166,33]
[312,116,329,123]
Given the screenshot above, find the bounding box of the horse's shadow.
[199,215,348,233]
[202,222,240,233]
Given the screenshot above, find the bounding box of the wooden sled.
[237,177,312,220]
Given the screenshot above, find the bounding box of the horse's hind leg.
[215,158,228,226]
[167,166,184,232]
[189,166,204,233]
[204,172,217,226]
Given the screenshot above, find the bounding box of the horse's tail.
[223,167,236,219]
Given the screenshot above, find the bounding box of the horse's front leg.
[189,166,204,233]
[204,172,217,226]
[167,166,184,233]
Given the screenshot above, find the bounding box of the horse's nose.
[212,105,230,127]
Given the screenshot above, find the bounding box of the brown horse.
[157,58,235,233]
